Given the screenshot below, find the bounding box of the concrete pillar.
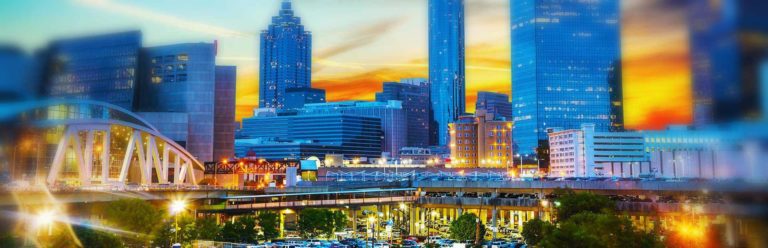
[409,206,416,236]
[280,212,285,238]
[491,207,498,239]
[352,209,358,237]
[457,207,463,216]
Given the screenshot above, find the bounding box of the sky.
[0,0,692,130]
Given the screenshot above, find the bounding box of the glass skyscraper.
[284,87,325,110]
[259,0,312,109]
[511,0,621,161]
[43,31,141,110]
[429,0,465,147]
[0,45,36,101]
[376,78,431,148]
[689,0,768,125]
[475,91,512,120]
[138,43,217,162]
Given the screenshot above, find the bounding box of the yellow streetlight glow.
[399,203,407,210]
[170,200,186,214]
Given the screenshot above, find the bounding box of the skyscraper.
[429,0,465,147]
[475,91,512,120]
[511,0,621,164]
[138,43,217,162]
[0,45,36,101]
[376,78,431,147]
[285,87,325,109]
[689,0,768,125]
[259,0,312,109]
[42,31,141,109]
[214,66,237,160]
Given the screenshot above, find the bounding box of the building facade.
[375,78,431,147]
[285,87,325,109]
[548,124,646,178]
[475,92,512,120]
[689,0,768,125]
[42,31,142,109]
[239,113,382,160]
[214,66,237,160]
[448,110,513,168]
[0,46,36,100]
[300,101,406,157]
[510,0,621,163]
[136,43,216,162]
[429,0,465,147]
[259,0,312,109]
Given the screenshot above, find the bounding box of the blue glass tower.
[43,31,141,109]
[259,0,312,109]
[689,0,768,125]
[376,78,431,148]
[476,91,512,120]
[429,0,465,147]
[511,0,621,161]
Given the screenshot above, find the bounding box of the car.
[401,240,418,248]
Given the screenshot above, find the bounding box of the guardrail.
[413,180,768,193]
[201,196,418,211]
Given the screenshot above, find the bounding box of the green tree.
[539,212,662,248]
[196,216,221,241]
[521,218,553,246]
[257,212,280,241]
[298,208,332,238]
[331,210,348,232]
[102,198,163,245]
[153,214,197,248]
[72,225,123,248]
[219,215,257,244]
[552,189,614,221]
[448,213,486,242]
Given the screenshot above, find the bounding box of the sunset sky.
[0,0,692,130]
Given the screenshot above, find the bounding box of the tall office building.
[285,87,325,109]
[138,43,217,162]
[376,78,431,147]
[429,0,465,147]
[301,101,406,157]
[259,0,312,109]
[0,45,36,101]
[510,0,621,164]
[608,60,625,131]
[42,31,141,109]
[689,0,768,125]
[475,92,512,120]
[214,66,237,160]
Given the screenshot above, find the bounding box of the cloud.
[73,0,250,37]
[313,17,405,70]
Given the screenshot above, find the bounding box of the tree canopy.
[449,213,486,242]
[298,208,347,238]
[257,212,280,241]
[219,215,258,244]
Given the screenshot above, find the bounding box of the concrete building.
[429,0,465,147]
[448,110,513,168]
[300,100,406,157]
[137,42,216,162]
[214,66,237,160]
[239,112,382,160]
[475,91,511,120]
[259,0,312,109]
[547,124,647,178]
[376,78,431,147]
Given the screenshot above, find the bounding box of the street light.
[170,200,187,244]
[34,210,55,236]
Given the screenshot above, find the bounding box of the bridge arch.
[1,100,203,187]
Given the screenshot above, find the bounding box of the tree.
[219,215,257,244]
[331,210,348,233]
[153,214,197,248]
[448,213,486,242]
[257,212,280,241]
[102,198,163,245]
[552,189,614,221]
[298,208,333,238]
[521,218,552,246]
[196,216,221,241]
[72,225,123,248]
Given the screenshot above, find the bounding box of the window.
[177,53,189,61]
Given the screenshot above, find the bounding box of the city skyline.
[0,0,691,130]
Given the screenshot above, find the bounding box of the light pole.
[170,200,186,244]
[475,217,481,246]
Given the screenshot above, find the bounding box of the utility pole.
[475,217,481,246]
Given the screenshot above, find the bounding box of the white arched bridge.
[0,100,202,187]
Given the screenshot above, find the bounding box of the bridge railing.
[200,196,418,211]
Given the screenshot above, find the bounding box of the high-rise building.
[285,87,325,109]
[429,0,465,147]
[214,66,237,160]
[448,110,513,168]
[510,0,621,164]
[138,43,216,162]
[300,101,406,157]
[375,78,431,147]
[689,0,768,125]
[475,92,511,120]
[42,31,142,109]
[608,60,625,131]
[239,113,382,159]
[0,45,36,101]
[259,0,312,109]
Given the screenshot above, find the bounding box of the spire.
[279,0,294,16]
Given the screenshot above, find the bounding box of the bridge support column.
[352,209,358,237]
[491,207,498,239]
[457,207,463,216]
[409,206,416,236]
